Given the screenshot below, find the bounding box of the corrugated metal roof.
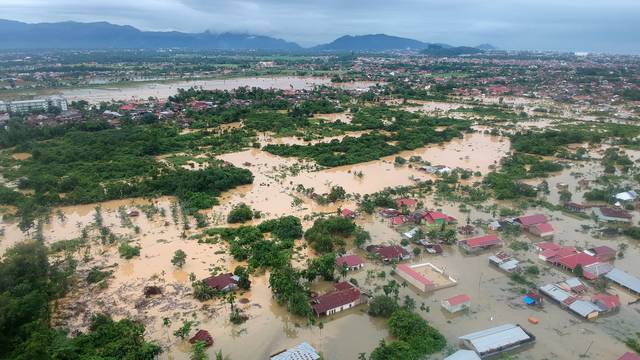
[444,350,482,360]
[271,342,320,360]
[539,284,571,303]
[605,268,640,293]
[459,324,532,355]
[568,300,601,318]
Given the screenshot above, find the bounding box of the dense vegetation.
[304,216,357,253]
[0,124,254,230]
[369,308,445,360]
[0,241,160,359]
[264,106,469,167]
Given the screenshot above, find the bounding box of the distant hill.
[421,44,484,57]
[312,34,431,51]
[475,43,498,51]
[0,19,301,50]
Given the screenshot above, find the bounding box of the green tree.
[172,249,187,268]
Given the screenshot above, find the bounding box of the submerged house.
[336,255,365,271]
[538,282,602,320]
[423,211,457,225]
[341,208,356,219]
[604,268,640,296]
[189,330,214,347]
[203,273,240,292]
[528,222,555,238]
[515,214,554,238]
[488,252,521,273]
[593,207,632,223]
[591,293,621,313]
[458,234,502,253]
[270,342,320,360]
[395,198,418,209]
[584,246,617,262]
[442,294,471,313]
[366,245,411,262]
[311,282,364,317]
[458,324,535,358]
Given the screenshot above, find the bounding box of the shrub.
[86,268,113,284]
[227,203,254,223]
[118,243,141,259]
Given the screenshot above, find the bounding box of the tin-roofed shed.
[459,324,535,358]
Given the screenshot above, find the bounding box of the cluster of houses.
[378,198,458,228]
[536,241,640,295]
[539,277,620,320]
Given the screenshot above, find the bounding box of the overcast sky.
[2,0,639,54]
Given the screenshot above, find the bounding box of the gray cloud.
[2,0,639,53]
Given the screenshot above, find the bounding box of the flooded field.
[56,77,381,104]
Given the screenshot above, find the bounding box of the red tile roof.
[618,352,640,360]
[311,282,360,314]
[373,245,409,260]
[556,253,599,270]
[189,330,214,347]
[591,246,616,257]
[395,198,418,208]
[516,214,547,226]
[598,207,632,219]
[336,255,364,268]
[390,216,407,225]
[532,222,554,234]
[424,211,456,224]
[397,264,434,286]
[341,209,356,218]
[591,293,621,310]
[334,281,353,291]
[464,234,501,248]
[545,246,578,262]
[203,273,237,291]
[446,294,471,306]
[535,241,560,252]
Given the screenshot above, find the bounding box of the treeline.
[263,106,468,167]
[0,241,160,359]
[511,123,640,156]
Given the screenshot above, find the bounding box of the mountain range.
[0,19,493,53]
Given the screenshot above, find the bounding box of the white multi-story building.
[8,99,49,113]
[2,96,68,113]
[48,96,68,111]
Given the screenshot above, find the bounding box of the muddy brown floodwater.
[2,125,639,359]
[57,77,383,104]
